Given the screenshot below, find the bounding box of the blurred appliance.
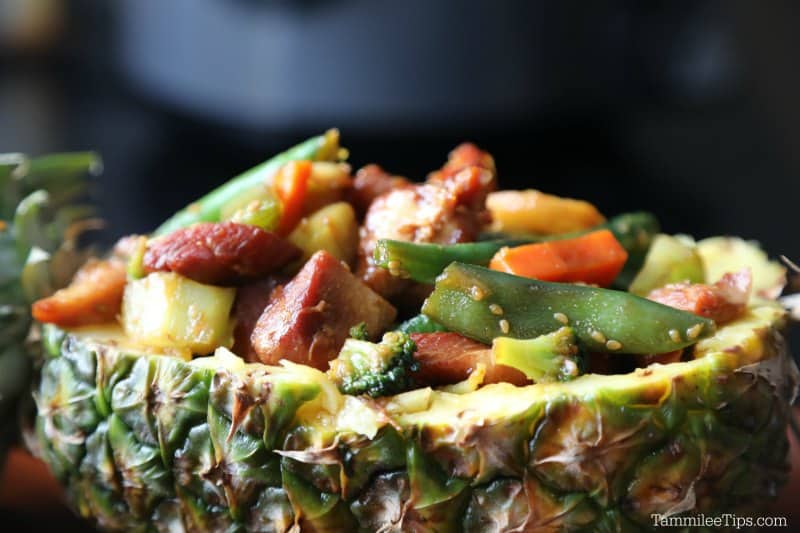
[118,0,556,132]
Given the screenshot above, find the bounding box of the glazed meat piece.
[231,277,285,362]
[647,269,751,325]
[357,165,495,299]
[143,221,300,285]
[32,258,127,327]
[410,332,528,387]
[427,142,496,184]
[348,164,411,217]
[251,250,397,369]
[355,143,496,302]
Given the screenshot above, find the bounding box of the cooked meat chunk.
[349,164,411,217]
[143,221,300,285]
[32,258,127,327]
[647,269,751,325]
[231,277,285,362]
[427,142,496,184]
[635,350,683,368]
[357,165,495,299]
[410,332,528,387]
[251,250,397,369]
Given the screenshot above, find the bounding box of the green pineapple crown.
[0,152,100,420]
[1,152,101,304]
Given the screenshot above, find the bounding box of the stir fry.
[31,130,774,397]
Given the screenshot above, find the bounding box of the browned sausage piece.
[32,258,127,327]
[251,250,397,370]
[231,277,285,362]
[143,221,300,285]
[410,332,529,387]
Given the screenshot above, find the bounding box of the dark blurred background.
[1,1,799,528]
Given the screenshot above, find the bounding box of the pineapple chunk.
[487,189,605,235]
[288,202,359,267]
[122,272,235,354]
[303,162,353,215]
[628,234,705,296]
[697,237,786,300]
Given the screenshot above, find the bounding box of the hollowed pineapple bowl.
[23,133,799,531]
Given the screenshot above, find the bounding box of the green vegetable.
[348,322,369,340]
[126,236,148,280]
[396,314,448,334]
[328,331,419,398]
[228,196,282,231]
[374,212,659,285]
[373,238,528,284]
[492,327,583,382]
[605,212,660,289]
[628,234,705,296]
[155,130,341,236]
[422,262,715,354]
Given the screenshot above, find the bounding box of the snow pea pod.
[374,211,659,286]
[373,238,529,284]
[155,130,341,236]
[422,262,714,354]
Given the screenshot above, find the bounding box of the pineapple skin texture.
[33,306,797,532]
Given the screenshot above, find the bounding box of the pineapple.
[0,152,99,459]
[31,247,798,531]
[17,133,797,531]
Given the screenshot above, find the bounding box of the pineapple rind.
[34,304,797,532]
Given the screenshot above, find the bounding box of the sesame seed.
[606,340,622,351]
[686,323,704,340]
[553,312,569,325]
[563,359,578,377]
[387,260,403,277]
[590,330,606,344]
[470,286,485,301]
[668,329,682,343]
[499,319,510,334]
[489,304,504,315]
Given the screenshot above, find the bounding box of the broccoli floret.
[396,314,448,334]
[492,327,584,383]
[328,331,419,397]
[349,322,370,340]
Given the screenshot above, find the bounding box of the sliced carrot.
[272,160,312,236]
[489,229,627,287]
